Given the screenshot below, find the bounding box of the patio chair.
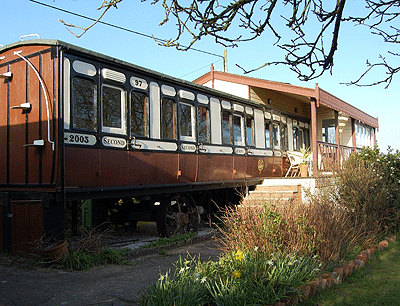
[285,151,302,177]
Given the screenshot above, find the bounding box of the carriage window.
[265,121,272,149]
[272,123,280,149]
[233,114,244,145]
[281,124,288,151]
[293,127,299,151]
[293,127,304,151]
[161,97,177,140]
[130,91,149,137]
[246,117,254,147]
[102,85,126,134]
[179,102,195,141]
[198,105,210,143]
[72,77,97,131]
[222,111,232,145]
[304,129,310,148]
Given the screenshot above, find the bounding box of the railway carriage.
[0,39,307,251]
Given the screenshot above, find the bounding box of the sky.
[1,0,399,152]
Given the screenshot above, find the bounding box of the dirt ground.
[0,224,222,306]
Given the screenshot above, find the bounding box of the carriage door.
[4,48,56,185]
[177,90,198,183]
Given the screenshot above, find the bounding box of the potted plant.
[299,147,311,177]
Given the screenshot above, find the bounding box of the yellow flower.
[235,250,244,261]
[233,270,241,278]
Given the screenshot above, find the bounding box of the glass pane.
[246,117,254,147]
[304,129,310,148]
[265,121,271,148]
[161,98,176,139]
[233,115,243,145]
[222,111,232,145]
[273,123,280,148]
[198,106,210,143]
[281,124,288,151]
[179,102,193,138]
[299,129,305,149]
[131,91,149,137]
[103,85,122,129]
[72,77,97,131]
[293,127,298,151]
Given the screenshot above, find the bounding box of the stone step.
[254,185,301,192]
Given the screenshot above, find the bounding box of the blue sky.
[1,0,399,151]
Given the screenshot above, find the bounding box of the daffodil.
[235,250,244,261]
[179,266,190,274]
[233,270,241,278]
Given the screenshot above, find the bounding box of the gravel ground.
[0,223,222,306]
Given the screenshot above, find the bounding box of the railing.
[317,142,355,172]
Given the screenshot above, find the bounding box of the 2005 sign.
[64,133,97,146]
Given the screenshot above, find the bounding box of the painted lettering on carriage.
[234,147,246,155]
[64,133,97,146]
[130,76,148,90]
[102,136,127,148]
[180,144,196,152]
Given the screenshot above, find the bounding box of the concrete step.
[243,183,302,205]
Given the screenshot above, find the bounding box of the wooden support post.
[311,98,318,174]
[351,118,356,152]
[335,111,340,168]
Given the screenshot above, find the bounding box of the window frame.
[130,90,150,138]
[265,120,272,149]
[245,115,255,147]
[71,76,98,132]
[272,122,281,151]
[178,101,196,142]
[161,96,178,140]
[197,104,211,144]
[233,113,245,146]
[221,110,233,145]
[101,84,127,135]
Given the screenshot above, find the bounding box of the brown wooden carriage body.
[0,40,286,252]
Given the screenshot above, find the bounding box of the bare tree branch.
[59,0,122,38]
[60,0,400,87]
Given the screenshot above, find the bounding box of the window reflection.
[246,117,254,147]
[179,102,193,138]
[161,97,177,140]
[222,111,232,145]
[198,106,210,143]
[130,91,149,137]
[233,115,243,145]
[102,85,122,129]
[72,77,97,131]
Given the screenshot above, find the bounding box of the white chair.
[285,151,303,177]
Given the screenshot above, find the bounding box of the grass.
[141,232,196,249]
[139,250,321,306]
[300,238,400,305]
[62,247,130,270]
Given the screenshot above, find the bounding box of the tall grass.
[219,148,400,265]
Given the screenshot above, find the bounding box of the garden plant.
[140,146,400,305]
